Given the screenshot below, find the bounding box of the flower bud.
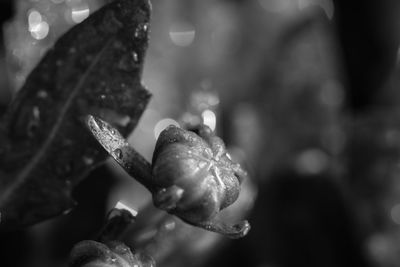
[151,125,247,224]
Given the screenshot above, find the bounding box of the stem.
[85,115,158,192]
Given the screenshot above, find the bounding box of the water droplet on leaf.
[62,207,73,215]
[134,23,149,39]
[132,51,139,63]
[114,149,123,159]
[32,106,40,120]
[37,90,48,99]
[82,156,94,165]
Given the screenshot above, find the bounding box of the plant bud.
[152,125,248,224]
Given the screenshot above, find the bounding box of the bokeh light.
[154,118,180,139]
[169,22,196,47]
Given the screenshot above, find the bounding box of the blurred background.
[2,0,400,266]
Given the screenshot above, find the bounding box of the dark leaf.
[0,0,152,230]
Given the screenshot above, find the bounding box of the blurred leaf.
[0,0,151,230]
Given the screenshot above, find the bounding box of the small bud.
[151,125,249,237]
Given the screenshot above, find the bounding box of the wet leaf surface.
[0,0,151,230]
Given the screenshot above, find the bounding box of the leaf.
[0,0,152,230]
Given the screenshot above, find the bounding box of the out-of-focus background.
[1,0,400,266]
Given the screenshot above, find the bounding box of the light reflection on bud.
[154,118,180,139]
[201,109,217,131]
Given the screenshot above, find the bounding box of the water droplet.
[164,220,176,231]
[110,129,116,134]
[114,149,123,159]
[32,106,40,120]
[69,47,76,54]
[110,256,117,263]
[100,94,106,100]
[82,156,94,165]
[132,51,138,63]
[134,23,149,39]
[62,208,73,215]
[198,161,208,169]
[37,90,48,99]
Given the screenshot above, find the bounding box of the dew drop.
[82,156,94,165]
[100,94,106,100]
[134,29,140,38]
[37,90,48,99]
[32,106,40,120]
[132,51,138,63]
[198,161,208,169]
[134,23,149,39]
[114,149,123,159]
[62,208,73,215]
[164,220,176,231]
